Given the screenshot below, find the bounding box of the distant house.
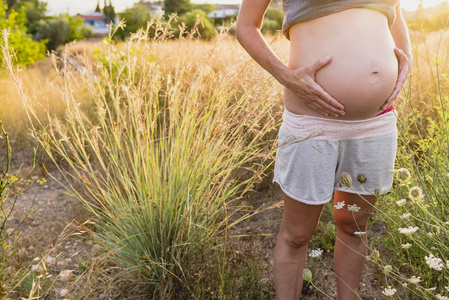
[207,4,240,23]
[136,1,164,18]
[78,12,109,35]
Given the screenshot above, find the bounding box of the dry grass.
[1,22,449,299]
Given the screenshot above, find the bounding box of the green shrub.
[116,5,152,39]
[33,14,92,51]
[8,20,277,297]
[0,4,46,66]
[33,18,70,51]
[178,9,216,40]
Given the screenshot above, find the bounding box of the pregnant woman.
[236,1,411,299]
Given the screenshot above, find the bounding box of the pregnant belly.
[285,8,399,120]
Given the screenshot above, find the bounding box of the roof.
[78,12,105,20]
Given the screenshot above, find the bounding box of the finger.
[395,48,411,67]
[381,98,396,111]
[307,56,332,74]
[305,101,328,116]
[312,84,345,112]
[382,85,401,109]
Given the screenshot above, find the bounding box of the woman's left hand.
[381,47,412,111]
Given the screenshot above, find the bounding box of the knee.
[278,229,314,249]
[335,215,368,237]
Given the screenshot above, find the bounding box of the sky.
[44,0,447,16]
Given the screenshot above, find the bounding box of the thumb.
[308,56,332,74]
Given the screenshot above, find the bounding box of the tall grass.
[2,23,280,297]
[343,30,449,298]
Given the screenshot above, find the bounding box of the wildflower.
[446,221,449,225]
[309,248,323,258]
[354,231,366,236]
[425,254,443,271]
[303,268,313,282]
[427,232,434,236]
[408,276,421,284]
[445,286,449,292]
[334,201,345,210]
[398,226,419,234]
[382,286,397,296]
[37,178,47,185]
[9,176,18,183]
[347,204,361,212]
[409,186,423,201]
[326,222,336,232]
[399,213,411,219]
[436,294,449,300]
[401,243,412,249]
[357,174,367,184]
[338,173,352,188]
[370,249,380,262]
[383,265,393,274]
[396,168,411,183]
[425,287,437,291]
[396,199,407,206]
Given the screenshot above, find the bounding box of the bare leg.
[274,193,325,300]
[333,191,377,300]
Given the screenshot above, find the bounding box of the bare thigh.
[279,193,325,242]
[333,190,377,230]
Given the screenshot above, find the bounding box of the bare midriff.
[285,8,399,120]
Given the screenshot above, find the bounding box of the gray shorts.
[273,107,398,205]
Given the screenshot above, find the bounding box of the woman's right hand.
[282,56,345,117]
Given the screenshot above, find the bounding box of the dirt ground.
[2,144,391,299]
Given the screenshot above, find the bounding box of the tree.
[192,4,215,14]
[177,9,216,40]
[103,0,116,24]
[164,0,192,15]
[116,4,151,39]
[0,4,46,66]
[6,0,47,33]
[95,0,101,13]
[33,14,93,51]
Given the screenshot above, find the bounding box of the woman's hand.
[381,47,412,110]
[283,56,345,117]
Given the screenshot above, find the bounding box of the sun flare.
[401,0,447,11]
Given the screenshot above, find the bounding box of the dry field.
[0,25,449,299]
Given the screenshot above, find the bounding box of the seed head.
[384,265,393,274]
[357,174,367,184]
[302,268,313,282]
[327,222,336,232]
[396,168,411,183]
[339,173,352,188]
[370,249,380,262]
[409,186,423,201]
[374,188,382,198]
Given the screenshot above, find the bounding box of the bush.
[261,19,279,35]
[116,5,152,39]
[7,20,278,297]
[177,9,216,40]
[33,14,92,51]
[33,18,71,51]
[265,7,283,29]
[0,5,46,66]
